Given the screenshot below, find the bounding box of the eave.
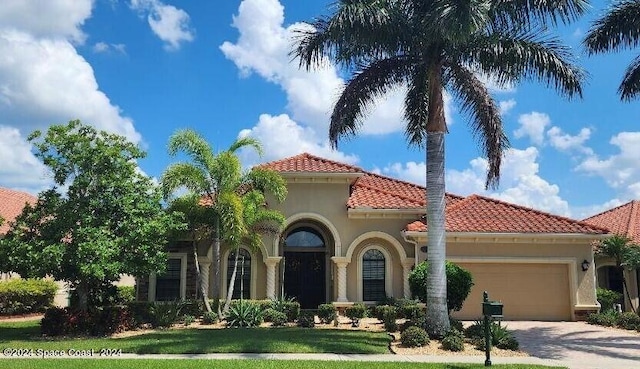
[348,208,424,219]
[401,231,611,244]
[279,172,363,184]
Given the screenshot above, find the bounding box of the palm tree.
[595,235,640,313]
[584,0,640,100]
[293,0,585,336]
[161,130,287,315]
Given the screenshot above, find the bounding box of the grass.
[0,360,567,369]
[0,321,390,354]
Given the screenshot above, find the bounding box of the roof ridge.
[627,200,640,239]
[583,200,634,221]
[360,171,426,190]
[259,152,364,173]
[353,182,425,206]
[301,152,364,172]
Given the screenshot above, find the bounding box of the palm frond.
[466,30,584,98]
[160,163,209,199]
[212,152,243,194]
[403,65,430,148]
[246,168,288,202]
[620,53,640,100]
[584,0,640,54]
[228,137,263,156]
[216,192,246,248]
[167,129,216,171]
[445,63,508,189]
[491,0,589,29]
[330,56,411,148]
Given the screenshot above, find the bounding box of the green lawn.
[0,321,390,354]
[0,360,566,369]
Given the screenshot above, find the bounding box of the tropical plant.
[401,326,429,347]
[596,287,623,312]
[293,0,585,336]
[296,311,316,328]
[226,300,264,327]
[149,300,185,329]
[345,303,367,327]
[409,261,473,313]
[317,303,337,324]
[441,328,465,352]
[161,130,287,316]
[594,235,640,313]
[584,0,640,100]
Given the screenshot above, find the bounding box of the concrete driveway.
[505,321,640,369]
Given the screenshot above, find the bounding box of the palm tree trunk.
[619,266,638,314]
[192,240,212,313]
[223,249,241,314]
[213,218,221,316]
[425,64,449,338]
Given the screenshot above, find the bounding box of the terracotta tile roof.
[0,188,36,234]
[260,153,363,173]
[405,195,608,234]
[582,200,640,243]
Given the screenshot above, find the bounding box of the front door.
[283,251,325,309]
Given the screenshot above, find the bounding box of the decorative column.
[402,259,415,299]
[197,258,212,297]
[265,257,282,300]
[331,257,350,302]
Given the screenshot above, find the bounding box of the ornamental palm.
[161,130,287,314]
[293,0,586,336]
[584,0,640,100]
[595,235,640,313]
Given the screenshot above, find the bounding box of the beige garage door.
[452,263,571,321]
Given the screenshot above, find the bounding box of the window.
[285,227,325,248]
[227,248,251,299]
[156,258,182,301]
[362,249,386,301]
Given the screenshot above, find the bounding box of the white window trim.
[357,245,393,303]
[148,253,188,302]
[222,247,257,300]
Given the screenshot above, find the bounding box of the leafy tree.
[595,235,640,313]
[584,0,640,100]
[409,261,474,313]
[0,120,184,312]
[293,0,585,336]
[161,130,287,316]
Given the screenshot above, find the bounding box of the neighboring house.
[138,153,610,321]
[583,201,640,312]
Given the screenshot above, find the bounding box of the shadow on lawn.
[509,324,640,361]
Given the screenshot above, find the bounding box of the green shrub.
[384,319,398,332]
[116,286,136,304]
[464,319,519,350]
[587,311,619,327]
[345,303,367,327]
[401,304,424,320]
[409,261,473,312]
[41,307,69,336]
[226,300,263,328]
[296,311,315,328]
[441,329,465,352]
[401,315,428,332]
[496,335,520,350]
[464,319,486,339]
[401,326,429,347]
[201,311,218,324]
[127,301,152,327]
[374,305,394,321]
[0,278,58,315]
[616,312,640,330]
[270,310,288,326]
[150,301,184,329]
[449,317,464,332]
[270,297,300,322]
[182,314,195,326]
[317,303,337,324]
[41,306,134,336]
[597,288,623,312]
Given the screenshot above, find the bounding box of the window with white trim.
[156,258,182,301]
[362,249,386,301]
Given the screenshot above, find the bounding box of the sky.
[1,0,639,220]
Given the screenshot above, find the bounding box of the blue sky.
[1,0,639,219]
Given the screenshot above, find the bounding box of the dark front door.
[283,251,325,309]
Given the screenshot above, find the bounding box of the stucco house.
[138,153,611,321]
[583,201,640,312]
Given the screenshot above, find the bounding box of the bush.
[41,307,70,336]
[226,300,263,328]
[441,329,465,352]
[201,311,218,325]
[409,261,473,312]
[0,278,58,315]
[496,335,520,350]
[127,301,152,327]
[597,288,623,312]
[587,311,618,327]
[116,286,136,304]
[374,305,395,321]
[270,297,300,322]
[449,317,464,332]
[296,311,315,328]
[401,326,429,347]
[464,319,485,339]
[150,301,184,329]
[183,314,195,326]
[345,303,367,327]
[616,312,640,330]
[400,304,424,320]
[466,320,519,351]
[400,315,428,333]
[89,305,134,336]
[270,310,288,327]
[181,299,204,317]
[317,303,337,324]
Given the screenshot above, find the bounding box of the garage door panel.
[452,263,571,321]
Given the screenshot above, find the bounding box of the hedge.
[0,278,58,315]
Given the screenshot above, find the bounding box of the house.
[138,153,610,321]
[583,201,640,312]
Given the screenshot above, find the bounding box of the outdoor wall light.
[581,259,590,271]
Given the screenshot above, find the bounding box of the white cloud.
[574,198,627,220]
[547,126,592,154]
[237,113,359,166]
[0,0,92,43]
[93,42,126,54]
[499,99,516,115]
[513,111,550,145]
[376,162,426,186]
[0,126,52,194]
[130,0,194,51]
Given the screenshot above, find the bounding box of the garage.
[452,262,572,321]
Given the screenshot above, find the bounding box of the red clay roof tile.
[583,200,640,243]
[260,152,363,173]
[0,188,36,234]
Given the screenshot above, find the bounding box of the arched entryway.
[597,265,625,308]
[281,223,332,308]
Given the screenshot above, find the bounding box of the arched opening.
[281,223,333,308]
[597,265,624,308]
[362,249,386,301]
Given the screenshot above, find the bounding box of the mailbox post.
[482,291,503,367]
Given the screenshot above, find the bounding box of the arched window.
[227,248,251,300]
[362,249,386,301]
[284,227,325,248]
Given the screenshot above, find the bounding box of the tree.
[293,0,585,336]
[584,0,640,100]
[595,235,640,313]
[0,120,184,312]
[161,129,287,315]
[409,261,474,313]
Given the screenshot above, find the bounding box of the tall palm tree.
[293,0,586,336]
[595,235,640,313]
[584,0,640,100]
[161,130,287,315]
